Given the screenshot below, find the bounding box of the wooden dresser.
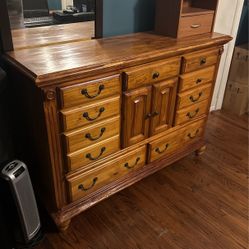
[3,32,231,231]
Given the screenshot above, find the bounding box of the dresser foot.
[195,145,207,156]
[58,219,71,232]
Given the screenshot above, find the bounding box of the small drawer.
[182,49,219,73]
[175,99,209,125]
[178,13,214,39]
[60,95,120,131]
[63,116,120,154]
[59,75,121,109]
[67,146,146,201]
[67,135,120,171]
[148,129,183,163]
[179,66,215,92]
[177,84,212,109]
[123,58,181,90]
[182,119,206,143]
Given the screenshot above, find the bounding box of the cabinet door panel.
[122,87,151,148]
[150,78,178,136]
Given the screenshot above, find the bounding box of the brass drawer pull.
[191,24,201,29]
[83,107,105,121]
[85,128,106,141]
[124,157,140,170]
[81,84,105,99]
[200,57,207,65]
[78,177,98,192]
[189,92,203,103]
[145,113,152,119]
[152,111,159,117]
[186,108,200,119]
[188,129,200,139]
[152,72,160,79]
[86,147,106,161]
[155,144,169,154]
[196,78,203,84]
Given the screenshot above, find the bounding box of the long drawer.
[123,57,181,90]
[179,66,215,92]
[148,119,205,163]
[67,135,120,171]
[63,116,120,154]
[175,99,209,125]
[67,146,147,201]
[177,84,212,109]
[59,75,121,108]
[60,95,120,131]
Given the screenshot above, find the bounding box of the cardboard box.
[229,43,248,85]
[223,80,248,116]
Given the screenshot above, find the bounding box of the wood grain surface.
[4,32,231,86]
[12,22,95,50]
[36,111,248,249]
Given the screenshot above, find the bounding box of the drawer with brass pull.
[183,119,205,143]
[181,48,219,74]
[60,95,120,131]
[63,116,120,154]
[123,57,181,90]
[67,135,120,171]
[59,75,121,109]
[175,99,209,125]
[177,84,212,109]
[179,66,215,92]
[148,129,183,163]
[178,14,214,39]
[67,146,146,201]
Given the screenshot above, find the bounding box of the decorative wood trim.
[0,0,13,52]
[43,88,67,209]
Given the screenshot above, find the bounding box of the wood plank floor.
[36,111,248,249]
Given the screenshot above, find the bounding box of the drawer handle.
[155,144,169,154]
[85,127,106,141]
[152,111,159,117]
[86,147,106,161]
[81,84,105,99]
[191,24,201,29]
[186,108,200,119]
[189,92,203,103]
[152,72,160,79]
[188,129,200,139]
[196,78,203,84]
[83,107,105,121]
[124,157,140,170]
[200,57,207,65]
[145,113,152,119]
[78,177,98,192]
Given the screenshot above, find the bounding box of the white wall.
[211,0,244,111]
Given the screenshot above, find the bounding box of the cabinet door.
[122,87,152,148]
[150,78,178,136]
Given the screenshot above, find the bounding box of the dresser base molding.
[51,139,206,231]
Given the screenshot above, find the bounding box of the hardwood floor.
[36,111,248,249]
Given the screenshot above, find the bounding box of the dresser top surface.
[5,32,231,87]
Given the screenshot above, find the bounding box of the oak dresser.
[4,32,231,231]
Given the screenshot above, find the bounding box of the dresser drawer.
[67,146,146,201]
[124,58,181,90]
[178,14,214,39]
[179,66,215,92]
[175,99,209,125]
[182,49,219,73]
[59,75,121,109]
[60,95,120,131]
[177,84,212,109]
[148,130,182,163]
[67,135,120,171]
[182,119,206,143]
[63,116,120,154]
